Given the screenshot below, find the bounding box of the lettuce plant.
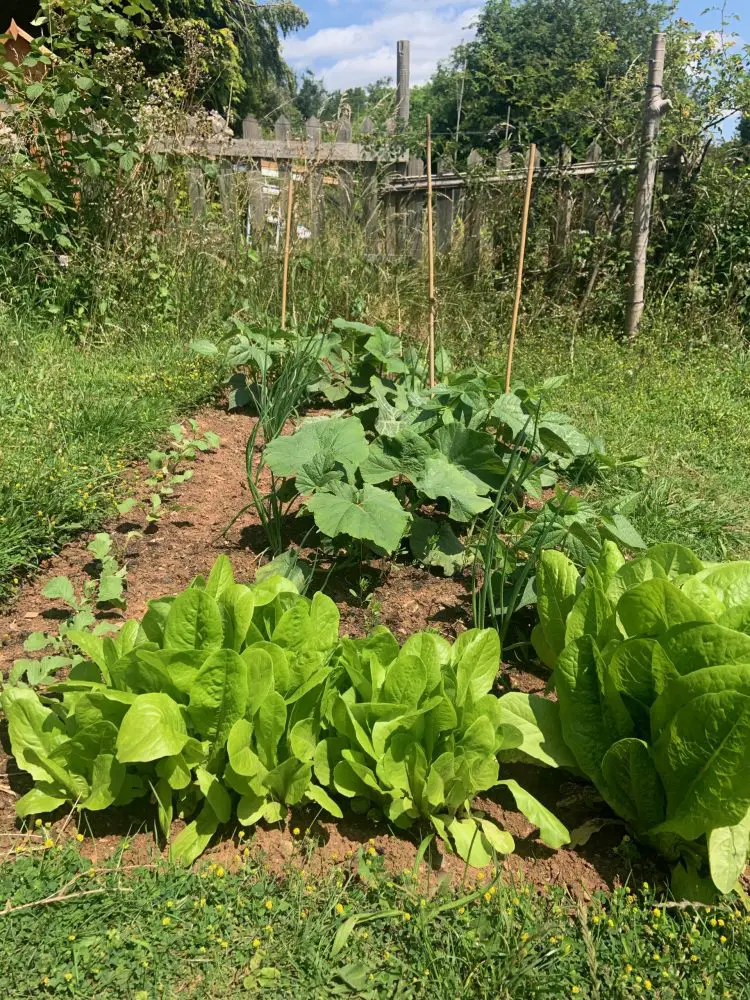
[510,541,750,896]
[2,557,341,864]
[316,626,569,866]
[2,556,569,868]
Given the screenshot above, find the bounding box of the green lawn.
[1,837,747,999]
[0,318,223,598]
[510,331,750,559]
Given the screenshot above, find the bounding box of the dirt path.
[0,404,655,896]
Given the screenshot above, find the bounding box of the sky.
[282,0,748,91]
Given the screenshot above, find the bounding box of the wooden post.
[581,140,602,235]
[187,167,205,218]
[280,177,294,329]
[242,115,261,140]
[435,158,454,253]
[463,149,483,279]
[396,40,410,126]
[504,143,536,393]
[246,163,265,238]
[553,144,572,260]
[405,155,425,260]
[360,117,379,250]
[426,115,436,389]
[625,31,669,341]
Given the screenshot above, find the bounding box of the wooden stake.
[625,32,668,341]
[504,142,536,394]
[426,115,436,389]
[280,172,294,329]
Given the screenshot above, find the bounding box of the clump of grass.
[1,834,748,998]
[0,317,224,599]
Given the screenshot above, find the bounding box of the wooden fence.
[162,113,678,273]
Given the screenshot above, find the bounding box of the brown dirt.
[0,404,663,896]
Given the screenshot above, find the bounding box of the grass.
[1,836,747,999]
[0,315,224,599]
[506,330,750,559]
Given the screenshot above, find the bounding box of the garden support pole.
[504,142,536,394]
[280,175,294,330]
[625,32,669,341]
[426,115,436,388]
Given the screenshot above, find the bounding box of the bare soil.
[0,404,661,896]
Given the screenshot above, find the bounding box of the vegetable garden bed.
[0,404,656,896]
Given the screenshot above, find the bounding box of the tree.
[138,0,308,120]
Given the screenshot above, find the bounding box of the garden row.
[3,316,750,904]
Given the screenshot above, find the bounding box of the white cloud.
[283,5,479,89]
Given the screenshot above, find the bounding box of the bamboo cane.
[504,142,536,394]
[426,115,436,388]
[280,172,295,329]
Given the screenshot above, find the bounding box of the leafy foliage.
[249,319,627,571]
[509,541,750,896]
[2,556,567,867]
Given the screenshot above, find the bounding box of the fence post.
[553,144,572,264]
[187,167,205,218]
[242,115,261,141]
[625,31,669,341]
[581,140,602,235]
[404,155,425,260]
[360,117,379,250]
[305,116,323,240]
[435,158,455,254]
[218,165,236,223]
[397,40,410,126]
[463,149,484,279]
[275,115,292,240]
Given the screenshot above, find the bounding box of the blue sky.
[282,1,748,90]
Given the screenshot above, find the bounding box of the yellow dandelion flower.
[483,892,492,903]
[645,980,652,991]
[238,830,245,839]
[458,907,465,915]
[691,955,698,962]
[718,919,725,927]
[64,973,73,982]
[336,903,345,915]
[403,911,411,921]
[215,866,225,878]
[252,938,261,949]
[75,833,84,843]
[220,940,228,949]
[162,916,171,927]
[44,838,54,849]
[265,899,273,910]
[710,919,717,927]
[572,988,581,996]
[34,819,42,829]
[720,935,727,944]
[68,934,76,942]
[625,964,633,974]
[293,827,301,836]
